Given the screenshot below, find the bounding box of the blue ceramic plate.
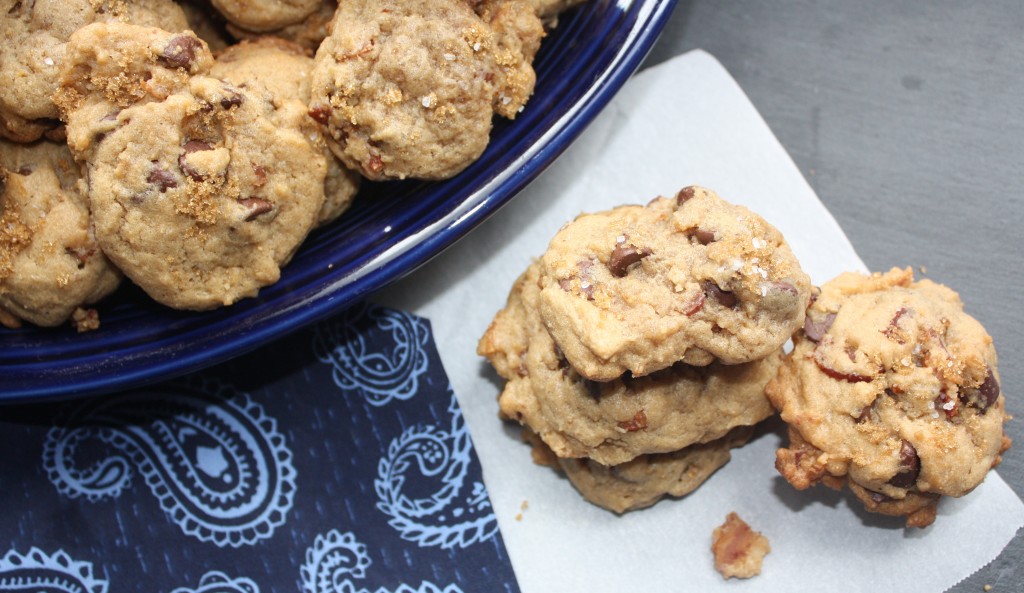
[0,0,678,402]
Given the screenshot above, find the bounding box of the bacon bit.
[252,164,267,187]
[882,307,909,343]
[308,104,331,125]
[683,290,706,316]
[813,350,873,383]
[934,391,958,419]
[711,512,770,580]
[617,409,647,432]
[366,152,384,177]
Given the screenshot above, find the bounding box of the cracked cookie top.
[538,186,811,381]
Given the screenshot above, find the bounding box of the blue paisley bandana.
[0,303,519,593]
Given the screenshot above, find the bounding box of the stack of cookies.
[478,186,813,512]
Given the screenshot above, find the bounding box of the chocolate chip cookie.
[211,37,360,226]
[767,267,1011,527]
[225,0,336,52]
[0,0,188,142]
[308,0,544,180]
[58,23,327,310]
[479,260,780,465]
[209,0,322,33]
[538,186,811,381]
[526,426,754,513]
[0,139,120,327]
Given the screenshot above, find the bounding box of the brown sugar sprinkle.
[0,206,32,280]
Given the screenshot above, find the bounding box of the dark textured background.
[642,1,1022,590]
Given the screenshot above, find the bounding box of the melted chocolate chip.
[803,312,837,342]
[675,185,697,206]
[608,243,650,277]
[692,228,716,245]
[887,440,920,489]
[702,280,738,308]
[219,88,243,109]
[147,167,177,192]
[238,197,273,221]
[979,369,1000,408]
[159,35,204,69]
[15,166,31,176]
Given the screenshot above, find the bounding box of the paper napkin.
[377,50,1024,593]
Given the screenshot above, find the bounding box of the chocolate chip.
[961,369,1001,413]
[979,369,1000,408]
[159,35,204,70]
[803,312,836,342]
[7,1,24,15]
[219,88,243,110]
[147,166,177,192]
[308,104,331,125]
[702,280,738,308]
[608,243,650,277]
[178,140,213,181]
[692,228,716,245]
[887,440,920,489]
[675,185,697,206]
[238,197,273,221]
[558,278,572,292]
[15,166,31,176]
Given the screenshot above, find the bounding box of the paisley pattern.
[41,376,297,548]
[300,530,463,593]
[3,305,516,591]
[375,391,498,549]
[0,548,107,593]
[170,571,260,593]
[314,303,431,406]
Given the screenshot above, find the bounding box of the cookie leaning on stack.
[479,186,812,512]
[768,267,1011,527]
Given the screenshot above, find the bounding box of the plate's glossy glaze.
[0,0,678,402]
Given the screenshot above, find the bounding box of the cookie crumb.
[71,307,101,332]
[711,512,770,579]
[984,585,992,592]
[920,265,928,274]
[514,513,523,521]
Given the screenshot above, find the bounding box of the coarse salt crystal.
[752,237,767,249]
[443,53,456,61]
[616,235,626,243]
[943,399,956,411]
[473,42,481,51]
[43,57,54,66]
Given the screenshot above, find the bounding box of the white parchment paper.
[378,50,1024,593]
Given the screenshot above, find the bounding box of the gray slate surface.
[643,1,1023,590]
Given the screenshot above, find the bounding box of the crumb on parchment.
[711,512,770,579]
